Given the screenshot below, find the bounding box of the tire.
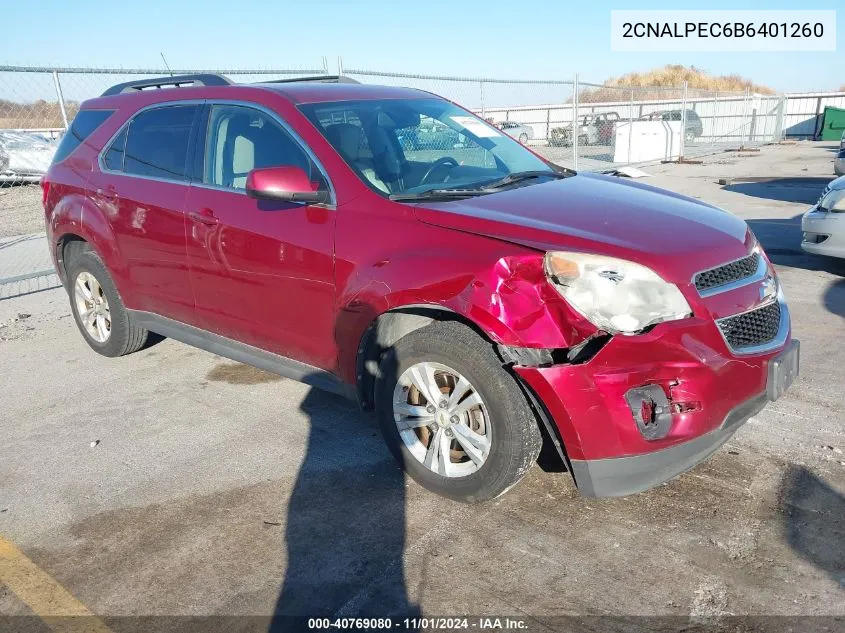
[65,243,148,357]
[518,133,528,144]
[685,131,695,144]
[579,134,589,146]
[375,321,542,503]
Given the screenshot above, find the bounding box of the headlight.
[819,188,845,212]
[544,251,692,334]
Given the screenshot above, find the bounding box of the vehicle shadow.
[745,213,845,277]
[824,279,845,319]
[723,177,831,204]
[270,361,420,631]
[779,465,845,587]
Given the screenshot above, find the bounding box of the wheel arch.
[355,304,490,410]
[55,233,89,288]
[49,191,126,291]
[354,303,572,473]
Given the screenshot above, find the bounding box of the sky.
[2,0,843,93]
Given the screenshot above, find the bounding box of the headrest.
[325,123,364,161]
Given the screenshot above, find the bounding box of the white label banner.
[611,10,836,52]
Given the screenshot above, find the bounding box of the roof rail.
[101,73,232,96]
[258,75,361,85]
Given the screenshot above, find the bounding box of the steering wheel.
[421,157,459,185]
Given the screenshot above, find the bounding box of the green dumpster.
[820,106,845,141]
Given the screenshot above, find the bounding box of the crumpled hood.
[413,172,753,284]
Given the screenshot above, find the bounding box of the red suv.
[43,74,799,502]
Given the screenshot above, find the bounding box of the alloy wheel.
[393,361,491,478]
[74,271,111,343]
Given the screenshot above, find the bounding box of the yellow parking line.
[0,535,113,633]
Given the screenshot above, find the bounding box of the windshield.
[299,98,554,198]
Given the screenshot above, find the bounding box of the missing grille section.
[694,252,760,293]
[717,301,781,350]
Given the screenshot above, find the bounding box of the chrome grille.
[717,301,781,350]
[694,253,760,293]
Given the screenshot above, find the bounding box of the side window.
[52,110,113,164]
[204,105,314,191]
[124,105,198,181]
[103,126,127,171]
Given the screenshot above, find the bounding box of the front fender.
[335,246,597,383]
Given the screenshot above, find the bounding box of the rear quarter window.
[52,110,114,164]
[123,105,198,181]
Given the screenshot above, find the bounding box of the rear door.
[183,103,337,369]
[94,103,201,323]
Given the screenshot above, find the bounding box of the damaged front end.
[485,253,785,498]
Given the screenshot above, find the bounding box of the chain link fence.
[0,65,328,297]
[0,63,828,299]
[344,68,789,172]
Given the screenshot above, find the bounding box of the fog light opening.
[802,232,830,244]
[625,385,673,441]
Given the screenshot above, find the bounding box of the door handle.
[189,209,219,225]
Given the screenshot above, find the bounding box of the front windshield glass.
[298,98,554,197]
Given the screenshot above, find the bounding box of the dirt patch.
[205,362,283,385]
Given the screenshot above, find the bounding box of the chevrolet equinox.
[43,74,799,502]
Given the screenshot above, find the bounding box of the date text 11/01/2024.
[307,617,528,630]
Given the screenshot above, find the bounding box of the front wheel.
[518,133,528,144]
[375,322,542,502]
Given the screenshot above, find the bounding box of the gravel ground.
[0,184,43,238]
[0,141,843,630]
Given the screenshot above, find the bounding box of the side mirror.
[245,166,329,204]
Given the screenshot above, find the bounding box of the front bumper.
[802,206,845,259]
[570,391,767,497]
[515,313,796,497]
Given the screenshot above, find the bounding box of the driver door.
[184,103,337,369]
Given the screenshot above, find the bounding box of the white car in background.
[497,121,534,144]
[0,131,58,183]
[802,175,845,259]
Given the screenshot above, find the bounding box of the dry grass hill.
[580,64,776,102]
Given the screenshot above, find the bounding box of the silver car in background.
[835,130,845,176]
[548,117,600,147]
[802,175,845,259]
[0,131,58,183]
[497,121,534,144]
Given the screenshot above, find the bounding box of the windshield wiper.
[389,188,494,202]
[389,169,572,202]
[480,170,570,190]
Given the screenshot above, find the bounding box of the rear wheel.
[375,322,542,502]
[518,133,528,144]
[65,244,148,357]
